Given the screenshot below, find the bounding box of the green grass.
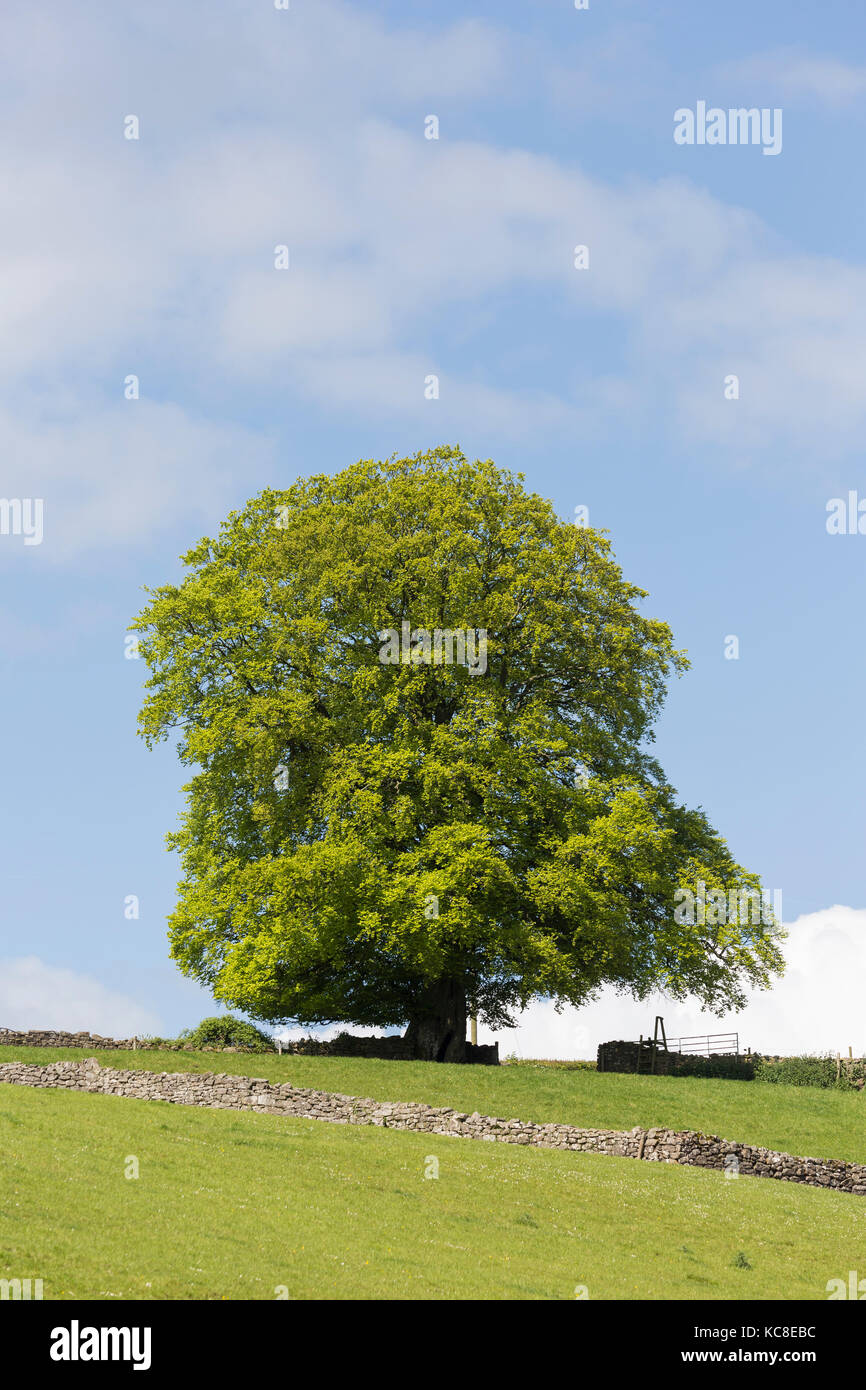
[0,1083,860,1300]
[2,1046,864,1163]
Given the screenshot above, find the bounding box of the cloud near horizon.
[0,957,164,1038]
[477,905,866,1060]
[4,906,862,1062]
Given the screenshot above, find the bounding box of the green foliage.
[131,446,784,1031]
[662,1053,754,1081]
[180,1015,274,1053]
[753,1054,866,1090]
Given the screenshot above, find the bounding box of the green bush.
[753,1053,866,1090]
[179,1016,275,1053]
[667,1053,754,1081]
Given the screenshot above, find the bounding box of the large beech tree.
[133,448,783,1061]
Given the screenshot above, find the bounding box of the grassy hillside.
[0,1083,860,1300]
[2,1046,864,1163]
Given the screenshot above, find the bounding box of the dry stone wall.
[1,1057,863,1197]
[597,1040,754,1081]
[0,1027,499,1065]
[0,1028,139,1049]
[279,1034,412,1059]
[279,1034,498,1064]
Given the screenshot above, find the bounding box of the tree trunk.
[403,977,467,1062]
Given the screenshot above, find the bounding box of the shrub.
[667,1053,754,1081]
[179,1016,275,1053]
[753,1053,865,1090]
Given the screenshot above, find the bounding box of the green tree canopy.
[132,447,783,1061]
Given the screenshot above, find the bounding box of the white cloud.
[0,956,164,1037]
[8,905,863,1061]
[274,1023,389,1044]
[0,398,276,564]
[480,905,866,1060]
[293,350,581,438]
[2,2,866,560]
[717,47,866,107]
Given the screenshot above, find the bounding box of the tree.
[132,447,784,1062]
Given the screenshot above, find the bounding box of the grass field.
[2,1046,864,1163]
[0,1083,861,1300]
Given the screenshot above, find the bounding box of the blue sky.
[2,0,865,1054]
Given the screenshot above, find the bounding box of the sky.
[1,0,865,1058]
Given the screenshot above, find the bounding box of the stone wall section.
[1,1057,862,1196]
[277,1035,498,1064]
[597,1040,753,1080]
[0,1027,499,1065]
[0,1029,139,1049]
